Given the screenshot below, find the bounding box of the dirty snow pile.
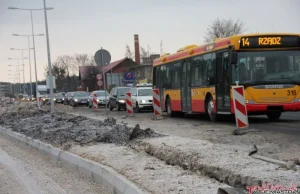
[0,102,47,123]
[0,103,163,147]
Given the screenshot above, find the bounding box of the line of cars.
[41,83,154,112]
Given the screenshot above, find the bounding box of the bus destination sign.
[240,35,300,48]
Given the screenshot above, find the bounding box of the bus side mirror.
[230,51,238,64]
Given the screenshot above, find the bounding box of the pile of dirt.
[0,102,48,124]
[1,109,163,146]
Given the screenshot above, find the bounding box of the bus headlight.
[294,98,300,102]
[246,100,255,104]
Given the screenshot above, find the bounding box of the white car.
[130,87,153,112]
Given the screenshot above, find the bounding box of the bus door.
[215,51,231,113]
[181,59,192,112]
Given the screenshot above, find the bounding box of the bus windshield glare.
[233,50,300,85]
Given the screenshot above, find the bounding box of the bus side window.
[171,62,181,88]
[163,64,172,89]
[208,52,216,85]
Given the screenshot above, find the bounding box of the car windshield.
[138,88,152,96]
[95,91,109,97]
[74,92,88,97]
[55,93,63,97]
[233,50,300,85]
[118,88,131,96]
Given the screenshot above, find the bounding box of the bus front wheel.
[267,112,281,121]
[206,97,217,122]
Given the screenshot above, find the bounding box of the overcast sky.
[0,0,299,82]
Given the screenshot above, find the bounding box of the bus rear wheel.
[267,112,281,121]
[166,97,174,117]
[206,97,217,122]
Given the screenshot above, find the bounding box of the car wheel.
[134,103,140,113]
[116,103,121,111]
[109,102,114,111]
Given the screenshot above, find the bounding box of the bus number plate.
[287,90,296,96]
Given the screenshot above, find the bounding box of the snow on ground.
[1,102,300,193]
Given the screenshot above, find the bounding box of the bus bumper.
[246,102,300,113]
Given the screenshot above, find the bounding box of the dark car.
[108,87,131,111]
[64,92,74,105]
[69,91,89,107]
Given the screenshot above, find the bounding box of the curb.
[0,126,148,194]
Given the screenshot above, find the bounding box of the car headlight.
[118,100,125,103]
[62,98,65,100]
[75,99,78,102]
[140,100,147,104]
[54,98,56,101]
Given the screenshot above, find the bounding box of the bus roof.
[153,33,300,67]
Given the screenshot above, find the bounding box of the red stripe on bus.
[191,100,205,112]
[171,100,181,111]
[166,51,189,61]
[193,46,205,54]
[215,40,230,47]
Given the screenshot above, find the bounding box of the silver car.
[88,90,110,108]
[54,93,64,103]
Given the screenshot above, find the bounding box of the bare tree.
[140,46,148,58]
[125,44,134,59]
[204,18,245,43]
[75,54,90,67]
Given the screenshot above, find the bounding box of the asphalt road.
[61,103,300,136]
[0,135,109,194]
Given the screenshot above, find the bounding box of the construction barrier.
[152,89,162,116]
[232,86,249,128]
[93,93,98,110]
[125,92,133,116]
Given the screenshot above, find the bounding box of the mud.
[0,103,163,147]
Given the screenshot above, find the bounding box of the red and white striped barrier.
[125,92,133,116]
[93,93,98,110]
[232,86,249,128]
[152,89,162,116]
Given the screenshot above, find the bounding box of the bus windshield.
[233,50,300,85]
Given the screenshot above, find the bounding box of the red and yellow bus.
[152,33,300,121]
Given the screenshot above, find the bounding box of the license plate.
[81,101,86,103]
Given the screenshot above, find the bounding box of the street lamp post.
[8,57,28,94]
[13,34,44,96]
[12,34,44,100]
[43,0,55,113]
[8,5,53,108]
[10,47,34,96]
[8,65,24,94]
